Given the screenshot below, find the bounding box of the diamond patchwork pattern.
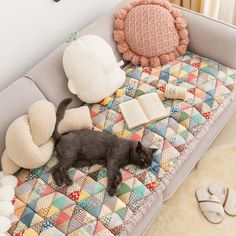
[11,52,236,235]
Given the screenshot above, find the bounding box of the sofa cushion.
[26,43,83,108]
[76,0,132,62]
[113,0,189,67]
[0,77,46,167]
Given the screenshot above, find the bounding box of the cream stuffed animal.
[63,34,126,104]
[2,100,93,175]
[0,171,18,234]
[2,101,56,175]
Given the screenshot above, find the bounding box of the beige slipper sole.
[208,183,236,216]
[196,188,225,224]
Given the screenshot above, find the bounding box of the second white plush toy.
[63,34,126,103]
[0,172,18,234]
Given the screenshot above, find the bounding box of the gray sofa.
[1,1,236,235]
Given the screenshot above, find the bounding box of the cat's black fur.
[52,98,155,196]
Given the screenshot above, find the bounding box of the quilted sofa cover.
[9,52,236,236]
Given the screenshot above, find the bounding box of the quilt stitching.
[10,52,236,236]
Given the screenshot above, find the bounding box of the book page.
[119,99,148,129]
[137,93,168,122]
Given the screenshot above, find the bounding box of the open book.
[119,93,169,129]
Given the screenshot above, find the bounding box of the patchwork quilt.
[9,52,236,236]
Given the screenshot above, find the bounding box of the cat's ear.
[152,148,158,154]
[136,141,142,151]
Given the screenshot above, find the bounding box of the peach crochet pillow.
[113,0,189,67]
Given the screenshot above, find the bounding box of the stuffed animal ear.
[67,81,77,94]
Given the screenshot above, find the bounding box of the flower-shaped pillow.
[113,0,189,67]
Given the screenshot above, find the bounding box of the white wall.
[0,0,121,90]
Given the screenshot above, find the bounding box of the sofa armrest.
[179,6,236,69]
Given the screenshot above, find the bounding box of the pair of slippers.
[196,183,236,224]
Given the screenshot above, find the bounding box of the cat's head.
[131,142,156,169]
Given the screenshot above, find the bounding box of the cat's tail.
[53,97,72,145]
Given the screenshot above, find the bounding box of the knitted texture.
[124,5,179,57]
[113,0,189,67]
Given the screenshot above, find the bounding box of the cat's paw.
[65,178,73,186]
[113,173,122,187]
[52,169,63,187]
[108,188,117,197]
[56,179,63,187]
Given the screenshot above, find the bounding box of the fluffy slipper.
[196,188,225,224]
[208,183,236,216]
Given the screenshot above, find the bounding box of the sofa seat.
[9,51,236,236]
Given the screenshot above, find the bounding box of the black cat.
[52,98,156,196]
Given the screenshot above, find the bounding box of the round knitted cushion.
[113,0,189,67]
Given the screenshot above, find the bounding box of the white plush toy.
[63,34,126,103]
[0,171,18,234]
